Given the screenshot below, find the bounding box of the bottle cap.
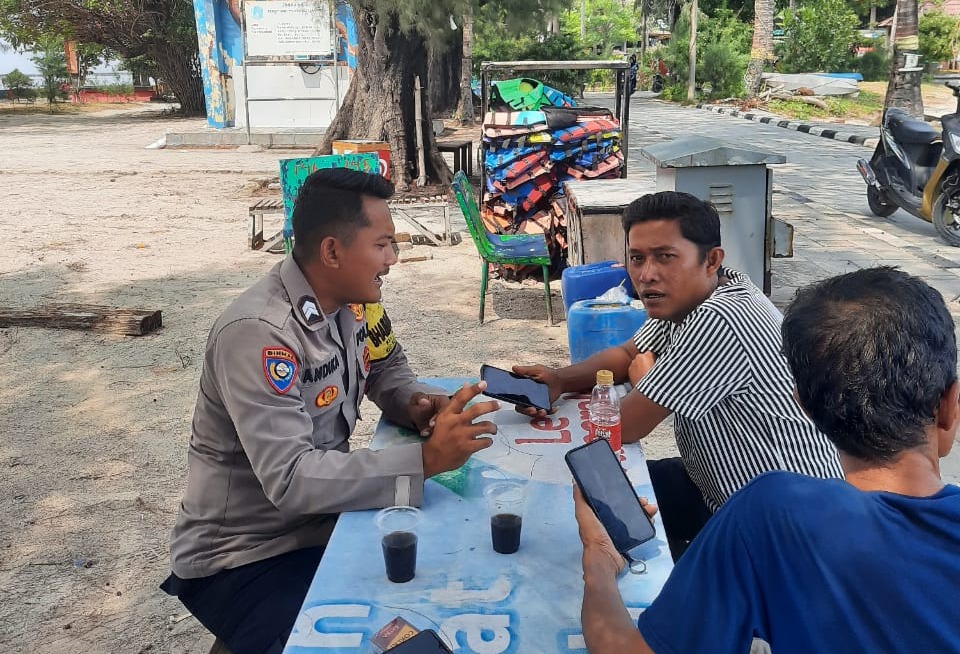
[596,369,614,385]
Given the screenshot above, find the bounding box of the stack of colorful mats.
[481,78,623,273]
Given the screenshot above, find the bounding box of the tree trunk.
[745,0,775,97]
[688,0,698,102]
[318,5,449,190]
[429,36,462,115]
[869,4,877,27]
[148,45,206,116]
[456,6,475,125]
[884,0,924,117]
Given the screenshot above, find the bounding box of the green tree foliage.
[779,0,859,72]
[473,2,590,95]
[855,47,891,80]
[31,43,68,108]
[918,11,959,65]
[1,67,35,101]
[0,0,204,115]
[559,0,640,55]
[659,6,750,99]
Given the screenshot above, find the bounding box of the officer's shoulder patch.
[263,346,298,394]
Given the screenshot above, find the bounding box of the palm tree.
[744,0,774,97]
[884,0,924,117]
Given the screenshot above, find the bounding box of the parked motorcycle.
[858,81,960,246]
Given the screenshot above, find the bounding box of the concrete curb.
[697,103,879,149]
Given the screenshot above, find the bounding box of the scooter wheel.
[932,193,960,247]
[867,185,897,218]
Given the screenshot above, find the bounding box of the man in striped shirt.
[515,191,842,558]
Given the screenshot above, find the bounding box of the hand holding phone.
[479,364,552,412]
[565,439,656,562]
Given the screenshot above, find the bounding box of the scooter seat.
[884,108,940,145]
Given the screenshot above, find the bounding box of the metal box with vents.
[641,137,789,294]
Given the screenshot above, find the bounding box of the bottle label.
[588,420,622,452]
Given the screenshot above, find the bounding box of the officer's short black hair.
[621,191,721,261]
[782,267,957,462]
[293,168,394,262]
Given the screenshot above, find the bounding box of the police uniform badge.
[263,347,298,394]
[298,296,323,325]
[348,304,365,322]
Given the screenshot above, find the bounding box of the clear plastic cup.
[375,506,422,583]
[484,481,526,554]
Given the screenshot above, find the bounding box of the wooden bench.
[437,139,473,177]
[248,198,284,251]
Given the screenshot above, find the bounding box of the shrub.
[96,83,135,96]
[856,49,891,81]
[700,41,748,98]
[780,0,860,72]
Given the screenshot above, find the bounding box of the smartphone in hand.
[479,364,551,411]
[565,439,656,561]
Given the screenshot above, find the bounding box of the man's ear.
[318,236,342,268]
[935,380,960,457]
[706,247,725,275]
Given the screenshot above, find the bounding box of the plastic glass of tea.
[484,481,526,554]
[375,506,422,583]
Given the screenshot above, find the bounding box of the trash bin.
[641,136,792,294]
[563,178,656,266]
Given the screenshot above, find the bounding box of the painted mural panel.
[193,0,358,128]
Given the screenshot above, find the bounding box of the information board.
[244,0,334,58]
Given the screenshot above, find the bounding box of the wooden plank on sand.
[0,304,162,336]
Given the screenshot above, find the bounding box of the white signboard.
[244,0,333,58]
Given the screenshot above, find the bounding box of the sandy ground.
[0,104,681,653]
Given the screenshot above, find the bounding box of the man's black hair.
[292,168,394,262]
[621,191,721,260]
[782,267,957,462]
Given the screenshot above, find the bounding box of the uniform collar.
[280,256,327,332]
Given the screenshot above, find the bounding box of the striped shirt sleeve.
[634,307,751,421]
[632,317,671,355]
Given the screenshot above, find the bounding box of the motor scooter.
[857,81,960,246]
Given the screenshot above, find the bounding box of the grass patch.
[768,90,884,123]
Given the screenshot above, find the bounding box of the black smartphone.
[565,439,656,561]
[387,629,453,654]
[479,364,552,411]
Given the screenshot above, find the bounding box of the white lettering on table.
[285,603,370,648]
[439,614,511,654]
[429,576,512,605]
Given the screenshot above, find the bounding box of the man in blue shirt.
[575,267,960,653]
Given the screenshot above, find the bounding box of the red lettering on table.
[516,416,572,444]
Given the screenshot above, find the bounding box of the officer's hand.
[510,364,561,418]
[627,351,656,387]
[421,381,498,478]
[409,392,450,437]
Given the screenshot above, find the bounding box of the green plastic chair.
[451,171,554,325]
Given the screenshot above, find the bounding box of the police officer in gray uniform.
[161,169,499,654]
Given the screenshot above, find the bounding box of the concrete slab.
[164,127,326,149]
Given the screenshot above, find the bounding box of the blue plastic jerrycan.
[560,261,633,315]
[567,300,648,364]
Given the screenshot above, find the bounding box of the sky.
[1,40,128,78]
